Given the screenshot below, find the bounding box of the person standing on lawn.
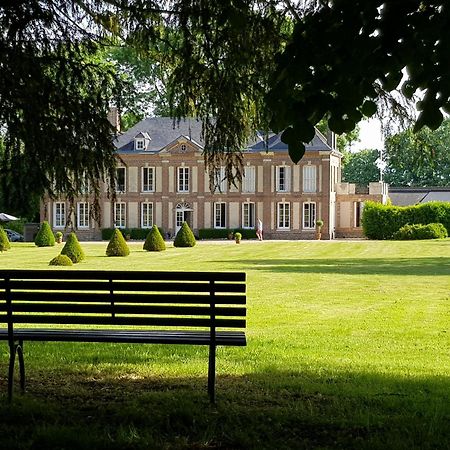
[256,218,263,241]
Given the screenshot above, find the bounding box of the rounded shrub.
[60,232,85,263]
[106,228,130,257]
[174,222,196,248]
[143,225,166,252]
[35,221,56,247]
[393,223,448,240]
[49,254,73,266]
[0,226,11,251]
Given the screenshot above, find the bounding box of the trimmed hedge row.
[362,201,450,239]
[393,223,448,240]
[101,227,165,240]
[198,228,257,240]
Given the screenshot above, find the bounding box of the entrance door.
[175,203,193,234]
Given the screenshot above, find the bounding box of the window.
[277,203,290,229]
[303,165,317,193]
[135,139,145,150]
[114,202,126,228]
[354,201,364,227]
[214,202,226,228]
[142,167,155,192]
[177,167,189,192]
[276,166,290,192]
[54,202,66,228]
[141,202,153,228]
[303,202,316,229]
[213,166,227,193]
[80,174,90,194]
[116,167,126,193]
[77,202,89,229]
[242,166,256,193]
[242,202,255,229]
[180,144,187,152]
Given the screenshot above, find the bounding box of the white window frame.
[142,167,155,192]
[77,202,89,229]
[177,167,189,192]
[214,202,226,229]
[135,139,145,151]
[303,202,316,229]
[54,202,66,228]
[115,167,126,193]
[213,166,227,193]
[141,202,153,228]
[276,166,290,192]
[242,202,255,229]
[114,202,126,228]
[242,166,256,193]
[277,202,291,229]
[303,165,317,193]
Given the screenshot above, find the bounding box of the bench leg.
[208,344,216,404]
[8,340,26,402]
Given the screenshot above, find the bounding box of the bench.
[0,269,246,402]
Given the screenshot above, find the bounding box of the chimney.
[107,107,121,133]
[326,129,336,150]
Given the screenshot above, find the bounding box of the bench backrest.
[0,270,246,331]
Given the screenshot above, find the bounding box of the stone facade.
[40,118,388,240]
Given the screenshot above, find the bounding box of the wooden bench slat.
[7,303,246,316]
[0,292,247,305]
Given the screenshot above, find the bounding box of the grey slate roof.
[115,117,333,153]
[389,187,450,206]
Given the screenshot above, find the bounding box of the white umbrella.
[0,213,19,222]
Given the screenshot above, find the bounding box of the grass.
[1,239,450,449]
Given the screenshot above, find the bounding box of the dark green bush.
[101,227,164,240]
[0,226,11,251]
[106,228,130,256]
[363,201,450,239]
[393,223,448,240]
[198,228,257,240]
[60,232,85,263]
[174,222,196,247]
[143,225,166,251]
[35,221,55,247]
[49,254,73,266]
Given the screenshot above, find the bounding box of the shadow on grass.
[0,366,449,449]
[219,257,450,276]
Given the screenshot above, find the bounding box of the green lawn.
[1,240,450,449]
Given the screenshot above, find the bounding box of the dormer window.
[135,139,145,151]
[180,144,187,152]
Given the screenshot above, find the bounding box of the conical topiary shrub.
[174,222,196,248]
[0,226,11,252]
[143,225,166,252]
[35,221,55,247]
[60,232,85,263]
[49,254,73,266]
[106,228,130,257]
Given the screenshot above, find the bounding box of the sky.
[352,118,384,151]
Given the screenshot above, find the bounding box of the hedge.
[198,228,257,240]
[101,227,164,240]
[393,223,448,240]
[362,201,450,239]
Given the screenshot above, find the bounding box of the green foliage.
[49,254,73,266]
[362,201,450,239]
[198,228,257,240]
[106,228,130,257]
[101,227,164,240]
[234,232,242,241]
[316,220,324,229]
[34,222,55,247]
[342,149,380,186]
[393,223,448,240]
[268,1,450,162]
[0,226,11,251]
[55,231,63,239]
[143,225,166,252]
[173,222,196,248]
[384,119,450,186]
[60,232,85,263]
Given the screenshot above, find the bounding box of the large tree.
[383,119,450,187]
[342,149,380,187]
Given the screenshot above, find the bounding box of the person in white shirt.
[256,218,263,241]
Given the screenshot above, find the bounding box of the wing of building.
[41,117,388,240]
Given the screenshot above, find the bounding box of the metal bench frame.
[0,270,246,403]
